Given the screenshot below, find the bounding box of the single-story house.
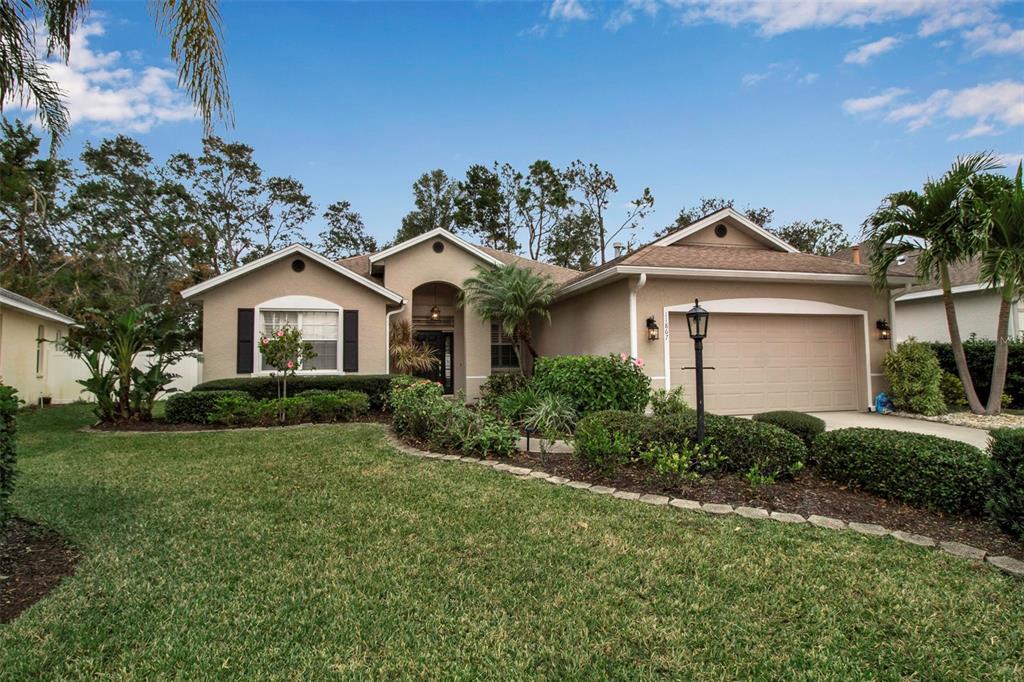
[181,208,915,414]
[0,288,75,405]
[835,244,1023,343]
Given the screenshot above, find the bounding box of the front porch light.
[685,299,709,340]
[876,318,891,340]
[646,316,660,341]
[430,305,441,321]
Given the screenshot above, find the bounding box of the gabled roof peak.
[652,207,798,253]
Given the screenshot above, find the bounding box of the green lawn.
[2,404,1023,680]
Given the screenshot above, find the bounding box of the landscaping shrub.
[939,372,967,410]
[814,428,990,515]
[193,375,395,410]
[752,411,825,449]
[988,428,1024,540]
[522,392,577,438]
[479,373,529,409]
[493,386,541,425]
[165,390,249,424]
[533,354,650,416]
[698,414,806,482]
[0,385,18,528]
[927,337,1024,408]
[389,379,518,457]
[204,390,370,427]
[882,339,946,415]
[298,390,370,421]
[573,410,645,471]
[648,386,691,419]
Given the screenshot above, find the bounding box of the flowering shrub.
[533,354,650,416]
[258,325,316,399]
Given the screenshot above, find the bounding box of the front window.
[260,310,339,371]
[35,325,45,375]
[490,323,519,370]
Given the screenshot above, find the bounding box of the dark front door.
[414,331,454,394]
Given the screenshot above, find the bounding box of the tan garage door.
[668,313,861,415]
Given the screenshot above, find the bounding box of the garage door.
[668,313,861,415]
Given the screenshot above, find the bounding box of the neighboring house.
[181,207,914,414]
[835,244,1023,343]
[0,288,75,405]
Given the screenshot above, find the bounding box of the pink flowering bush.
[258,325,316,400]
[533,354,651,416]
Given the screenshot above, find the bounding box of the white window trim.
[253,295,343,375]
[661,297,874,411]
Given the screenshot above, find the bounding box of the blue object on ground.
[875,392,894,414]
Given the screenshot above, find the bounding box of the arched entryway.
[410,282,465,394]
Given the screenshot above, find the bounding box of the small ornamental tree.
[258,325,316,400]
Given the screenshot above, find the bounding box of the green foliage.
[317,200,377,259]
[533,354,650,416]
[394,169,458,243]
[389,379,518,458]
[573,410,645,471]
[815,428,990,515]
[752,411,825,449]
[927,338,1024,408]
[258,325,316,400]
[193,375,396,411]
[479,373,529,409]
[697,414,807,481]
[293,390,369,422]
[637,439,724,483]
[939,372,968,410]
[987,428,1024,540]
[882,339,946,415]
[0,385,19,528]
[165,390,250,424]
[648,386,691,419]
[770,218,850,256]
[492,387,541,425]
[206,390,370,427]
[522,392,577,439]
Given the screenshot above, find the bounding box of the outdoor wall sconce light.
[876,318,891,340]
[646,316,660,341]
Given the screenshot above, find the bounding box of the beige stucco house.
[0,288,75,405]
[182,207,915,414]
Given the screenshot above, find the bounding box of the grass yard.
[2,404,1023,680]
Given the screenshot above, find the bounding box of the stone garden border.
[383,429,1024,580]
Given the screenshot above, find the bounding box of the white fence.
[47,350,203,404]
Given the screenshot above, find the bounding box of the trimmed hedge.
[533,354,650,416]
[193,375,395,410]
[814,428,990,515]
[988,428,1024,540]
[166,390,250,424]
[752,411,825,449]
[0,385,18,528]
[207,390,370,427]
[574,410,807,481]
[926,338,1024,409]
[882,339,945,415]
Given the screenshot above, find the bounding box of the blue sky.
[16,1,1024,253]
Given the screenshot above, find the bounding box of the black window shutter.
[236,308,255,374]
[343,310,359,372]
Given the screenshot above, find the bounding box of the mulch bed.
[508,449,1024,560]
[1,519,81,624]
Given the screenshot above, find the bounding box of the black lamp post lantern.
[686,299,710,446]
[646,316,660,341]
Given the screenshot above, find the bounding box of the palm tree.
[388,319,438,375]
[459,263,557,375]
[976,163,1024,414]
[1,0,230,143]
[865,153,1002,415]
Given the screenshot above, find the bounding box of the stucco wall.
[894,290,1019,343]
[534,279,631,358]
[198,257,392,381]
[377,237,495,399]
[0,307,69,403]
[676,223,765,248]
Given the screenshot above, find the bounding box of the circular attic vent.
[714,224,728,238]
[432,241,445,253]
[291,258,306,272]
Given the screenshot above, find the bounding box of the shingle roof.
[834,242,982,292]
[0,288,75,324]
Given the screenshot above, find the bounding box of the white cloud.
[549,0,589,22]
[841,88,909,115]
[963,22,1024,55]
[995,152,1024,168]
[845,80,1024,138]
[739,61,816,87]
[606,0,659,31]
[844,36,901,64]
[741,72,769,87]
[798,72,820,85]
[7,18,196,134]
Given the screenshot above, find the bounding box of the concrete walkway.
[808,411,991,450]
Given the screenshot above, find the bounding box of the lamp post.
[685,299,709,446]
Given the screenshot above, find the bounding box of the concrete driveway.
[808,411,991,450]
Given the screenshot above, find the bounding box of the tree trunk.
[985,283,1014,415]
[518,326,539,377]
[940,264,985,414]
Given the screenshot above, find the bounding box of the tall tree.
[657,197,774,237]
[0,119,69,298]
[317,200,377,259]
[0,0,230,143]
[394,169,457,244]
[975,165,1023,414]
[771,218,851,255]
[509,160,570,260]
[865,152,1002,415]
[454,163,518,252]
[168,136,314,276]
[546,210,598,270]
[565,160,654,264]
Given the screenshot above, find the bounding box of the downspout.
[629,273,647,359]
[888,284,910,350]
[384,302,406,374]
